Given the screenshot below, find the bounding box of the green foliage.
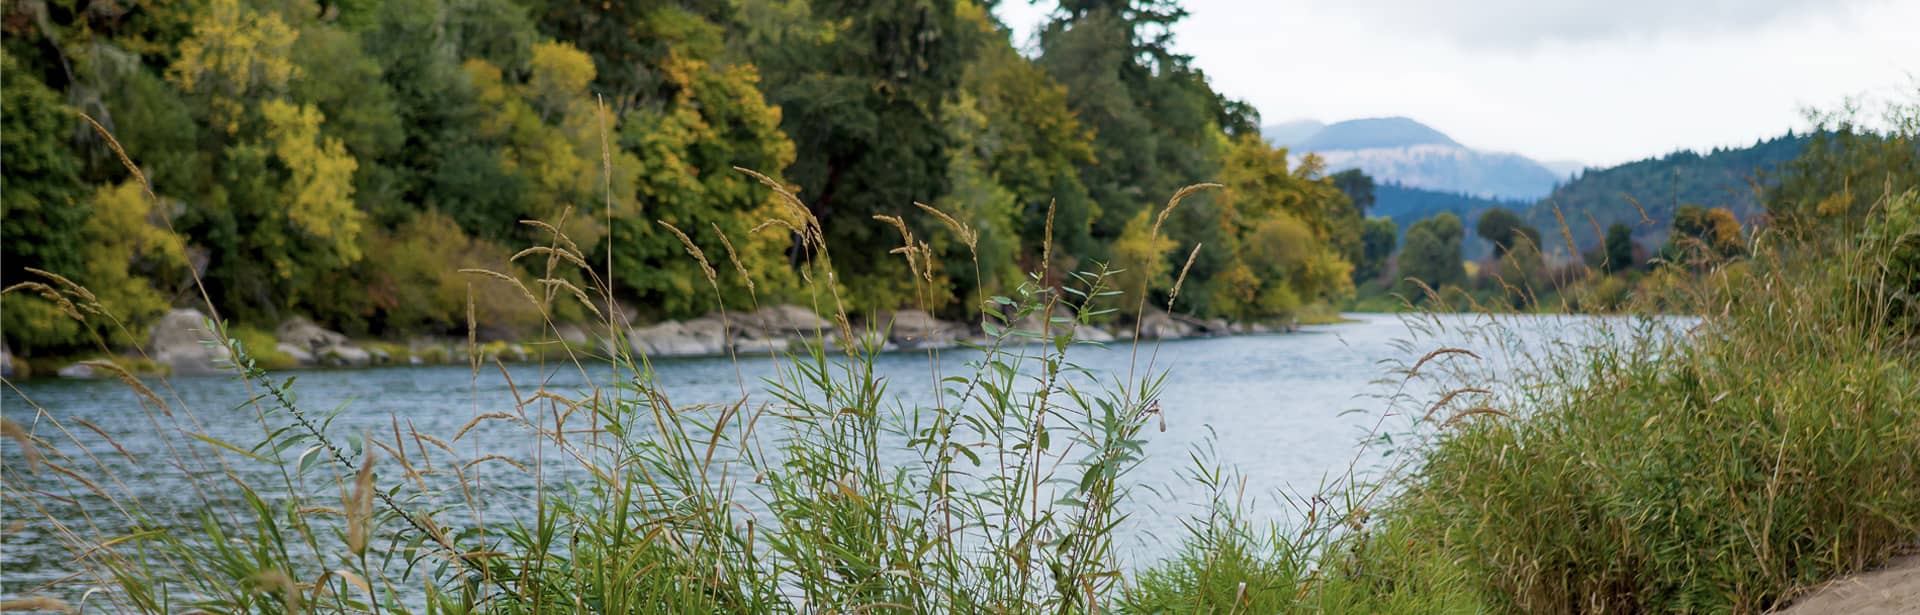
[1474,207,1541,258]
[1767,91,1920,236]
[1600,222,1638,274]
[1355,217,1398,284]
[1397,212,1467,299]
[1525,134,1808,254]
[1,0,1354,362]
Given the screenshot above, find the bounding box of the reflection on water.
[2,312,1637,599]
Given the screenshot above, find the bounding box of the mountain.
[1523,134,1810,254]
[1260,119,1325,148]
[1265,117,1563,201]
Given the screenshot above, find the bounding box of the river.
[2,312,1639,602]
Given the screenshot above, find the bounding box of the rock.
[277,317,349,351]
[1169,312,1230,337]
[320,345,372,367]
[553,323,591,345]
[368,347,392,364]
[1076,325,1116,343]
[628,317,728,357]
[149,308,230,376]
[278,317,370,367]
[1013,306,1114,343]
[57,362,101,378]
[741,304,831,334]
[1137,309,1195,340]
[831,329,894,353]
[873,309,967,349]
[0,341,13,379]
[275,342,315,365]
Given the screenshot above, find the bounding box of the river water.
[2,312,1638,602]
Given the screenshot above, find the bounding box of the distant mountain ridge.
[1523,134,1809,254]
[1264,116,1562,201]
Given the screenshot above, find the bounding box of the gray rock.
[874,309,967,349]
[149,308,230,376]
[1137,309,1195,340]
[629,318,726,357]
[0,341,13,379]
[553,323,591,345]
[57,362,100,378]
[277,316,350,352]
[275,342,315,365]
[279,316,371,367]
[320,344,372,367]
[737,304,832,338]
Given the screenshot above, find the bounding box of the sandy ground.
[1772,553,1920,614]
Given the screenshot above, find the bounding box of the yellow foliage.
[166,0,300,132]
[261,99,363,264]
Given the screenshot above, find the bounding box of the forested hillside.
[1,0,1367,360]
[1524,134,1809,253]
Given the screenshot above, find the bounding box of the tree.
[1331,169,1375,217]
[755,0,977,312]
[1397,213,1466,298]
[1356,217,1398,283]
[1601,222,1638,274]
[1475,207,1541,258]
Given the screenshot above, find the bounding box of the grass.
[4,113,1917,614]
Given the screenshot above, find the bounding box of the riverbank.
[4,302,1304,380]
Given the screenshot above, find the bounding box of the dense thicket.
[1,0,1364,358]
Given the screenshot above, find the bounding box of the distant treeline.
[2,0,1378,358]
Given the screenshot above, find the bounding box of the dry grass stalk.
[453,412,516,442]
[1440,406,1512,428]
[73,418,136,463]
[3,281,84,321]
[518,219,585,262]
[1168,243,1204,309]
[511,246,590,271]
[657,220,718,283]
[536,279,602,318]
[1424,387,1494,422]
[253,569,302,615]
[1408,348,1482,378]
[78,360,170,416]
[711,223,756,293]
[0,418,44,472]
[458,269,542,310]
[346,450,377,556]
[462,455,531,473]
[1152,183,1224,238]
[0,595,74,613]
[23,267,96,304]
[915,202,977,250]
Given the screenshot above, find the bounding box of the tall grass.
[5,116,1918,615]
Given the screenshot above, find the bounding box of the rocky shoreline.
[9,304,1293,380]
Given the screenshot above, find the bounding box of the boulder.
[0,341,13,379]
[275,342,315,365]
[1012,307,1114,344]
[552,323,592,345]
[737,304,832,340]
[628,317,728,357]
[1136,309,1195,340]
[149,308,230,375]
[873,309,967,349]
[277,317,370,367]
[319,344,373,367]
[278,317,349,351]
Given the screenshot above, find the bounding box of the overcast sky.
[993,0,1919,167]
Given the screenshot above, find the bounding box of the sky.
[992,0,1920,167]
